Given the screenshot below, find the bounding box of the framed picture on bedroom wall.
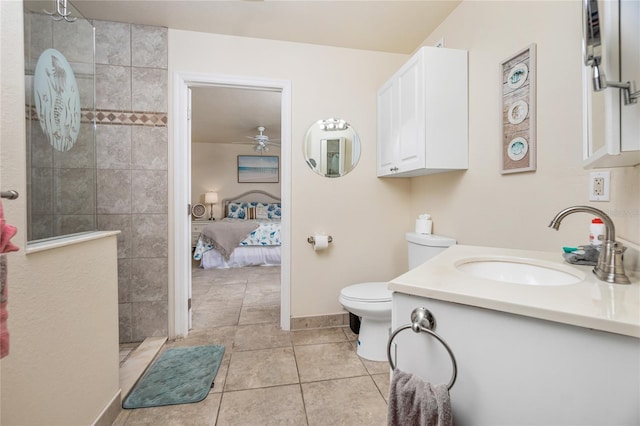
[237,155,280,183]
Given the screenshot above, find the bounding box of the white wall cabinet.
[377,46,468,177]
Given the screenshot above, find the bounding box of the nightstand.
[191,220,211,248]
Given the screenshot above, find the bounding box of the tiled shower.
[93,20,169,343]
[25,2,169,343]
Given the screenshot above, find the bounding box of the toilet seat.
[339,282,392,303]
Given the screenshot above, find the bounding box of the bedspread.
[194,219,281,261]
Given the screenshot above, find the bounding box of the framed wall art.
[500,44,536,174]
[237,155,279,183]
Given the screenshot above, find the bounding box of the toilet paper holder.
[307,235,333,244]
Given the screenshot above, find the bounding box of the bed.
[193,190,281,269]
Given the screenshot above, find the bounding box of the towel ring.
[387,307,458,391]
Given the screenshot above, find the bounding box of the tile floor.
[114,265,390,425]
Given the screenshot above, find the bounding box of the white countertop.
[389,244,640,338]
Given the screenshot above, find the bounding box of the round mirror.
[303,118,361,178]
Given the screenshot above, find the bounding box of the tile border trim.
[291,313,349,330]
[26,106,168,127]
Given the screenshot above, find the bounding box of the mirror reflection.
[304,118,361,177]
[582,0,639,167]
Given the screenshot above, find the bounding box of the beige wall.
[170,31,411,318]
[172,0,639,321]
[191,143,281,219]
[0,1,120,424]
[411,0,639,250]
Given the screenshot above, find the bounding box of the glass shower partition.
[24,0,96,242]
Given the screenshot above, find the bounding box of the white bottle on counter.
[589,218,604,246]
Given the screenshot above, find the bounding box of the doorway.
[171,72,292,339]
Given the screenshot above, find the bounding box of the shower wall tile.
[72,62,96,110]
[30,120,53,168]
[98,214,132,258]
[31,215,53,241]
[130,258,168,302]
[119,303,133,343]
[132,214,168,257]
[55,215,95,235]
[52,17,94,64]
[132,301,168,341]
[96,125,131,169]
[54,123,94,169]
[132,68,167,112]
[131,170,167,214]
[132,126,167,170]
[96,64,131,111]
[93,20,168,343]
[118,258,132,304]
[131,25,167,69]
[97,169,131,214]
[54,168,96,214]
[94,20,131,66]
[31,167,53,214]
[24,12,53,64]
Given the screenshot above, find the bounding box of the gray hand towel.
[388,368,452,426]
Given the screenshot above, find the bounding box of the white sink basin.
[456,257,585,286]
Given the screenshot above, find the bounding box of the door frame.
[170,71,292,338]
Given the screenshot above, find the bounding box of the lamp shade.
[204,191,218,204]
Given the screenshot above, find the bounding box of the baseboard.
[290,312,349,330]
[91,389,122,426]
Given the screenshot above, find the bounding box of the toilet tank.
[406,232,456,269]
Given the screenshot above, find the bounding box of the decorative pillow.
[264,203,282,220]
[227,202,246,219]
[228,201,280,219]
[256,205,269,219]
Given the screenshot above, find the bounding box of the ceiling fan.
[233,126,280,153]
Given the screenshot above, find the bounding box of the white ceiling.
[72,0,461,145]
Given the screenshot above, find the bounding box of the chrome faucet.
[549,206,630,284]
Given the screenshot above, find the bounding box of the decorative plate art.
[500,44,536,174]
[191,203,206,218]
[507,137,529,161]
[507,63,528,89]
[507,100,529,125]
[33,48,81,152]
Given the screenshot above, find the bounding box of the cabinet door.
[377,79,396,176]
[395,53,425,173]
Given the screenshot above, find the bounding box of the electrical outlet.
[589,171,610,201]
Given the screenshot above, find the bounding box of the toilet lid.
[340,282,392,303]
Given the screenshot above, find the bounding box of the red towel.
[0,200,18,359]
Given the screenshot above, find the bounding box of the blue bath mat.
[123,345,225,409]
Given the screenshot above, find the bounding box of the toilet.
[339,232,456,361]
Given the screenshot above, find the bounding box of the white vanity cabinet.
[377,46,468,177]
[390,292,640,425]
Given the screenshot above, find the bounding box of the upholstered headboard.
[221,190,281,219]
